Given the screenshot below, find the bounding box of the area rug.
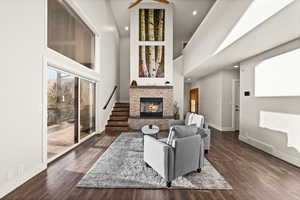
[77,132,232,189]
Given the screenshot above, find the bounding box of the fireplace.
[140,98,163,118]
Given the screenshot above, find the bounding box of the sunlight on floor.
[260,111,300,152]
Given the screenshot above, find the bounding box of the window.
[47,68,96,160]
[48,0,95,69]
[80,79,96,139]
[47,69,78,159]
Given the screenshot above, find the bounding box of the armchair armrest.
[144,135,174,181]
[169,120,185,127]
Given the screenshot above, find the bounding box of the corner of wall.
[0,163,47,199]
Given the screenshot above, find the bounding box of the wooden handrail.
[103,86,118,110]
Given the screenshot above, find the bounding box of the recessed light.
[125,26,129,31]
[234,65,239,68]
[187,78,192,81]
[192,10,198,16]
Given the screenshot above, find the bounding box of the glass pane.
[80,79,96,139]
[47,69,77,159]
[48,0,95,69]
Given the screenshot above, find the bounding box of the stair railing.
[103,86,118,110]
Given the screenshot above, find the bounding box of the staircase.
[105,103,129,133]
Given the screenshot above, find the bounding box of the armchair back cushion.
[166,126,198,146]
[174,126,198,138]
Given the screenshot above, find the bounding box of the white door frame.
[232,79,240,131]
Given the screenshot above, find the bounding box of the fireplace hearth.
[140,98,163,118]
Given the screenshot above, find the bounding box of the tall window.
[47,69,78,159]
[47,68,96,160]
[48,0,95,69]
[80,79,96,139]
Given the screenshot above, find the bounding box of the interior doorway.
[232,80,240,131]
[190,88,199,114]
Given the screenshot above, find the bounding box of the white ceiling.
[184,0,300,81]
[109,0,216,58]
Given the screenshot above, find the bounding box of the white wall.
[190,71,222,129]
[189,69,239,131]
[240,38,300,167]
[119,37,130,102]
[0,0,120,197]
[173,56,184,119]
[130,3,174,86]
[0,1,46,198]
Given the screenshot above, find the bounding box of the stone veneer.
[129,86,173,130]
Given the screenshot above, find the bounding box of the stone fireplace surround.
[129,86,173,130]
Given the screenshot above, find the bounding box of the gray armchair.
[169,112,211,153]
[143,126,207,187]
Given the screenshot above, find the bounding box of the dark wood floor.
[3,129,300,200]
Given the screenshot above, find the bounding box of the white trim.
[207,123,222,131]
[45,65,98,164]
[47,48,101,82]
[96,82,101,133]
[0,163,46,199]
[42,56,48,164]
[238,134,248,142]
[232,79,240,131]
[78,79,81,143]
[46,0,101,75]
[64,0,99,36]
[173,55,183,62]
[208,123,235,132]
[222,127,235,132]
[274,149,300,167]
[239,134,300,167]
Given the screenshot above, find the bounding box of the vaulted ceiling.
[109,0,216,58]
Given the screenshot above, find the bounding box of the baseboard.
[274,150,300,167]
[207,123,222,131]
[247,136,274,155]
[221,127,235,132]
[238,134,248,142]
[0,163,47,198]
[239,134,300,167]
[207,123,234,132]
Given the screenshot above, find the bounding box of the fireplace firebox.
[140,98,163,118]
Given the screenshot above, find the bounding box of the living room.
[1,0,300,200]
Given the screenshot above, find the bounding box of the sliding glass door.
[80,79,96,139]
[47,68,96,160]
[47,69,78,159]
